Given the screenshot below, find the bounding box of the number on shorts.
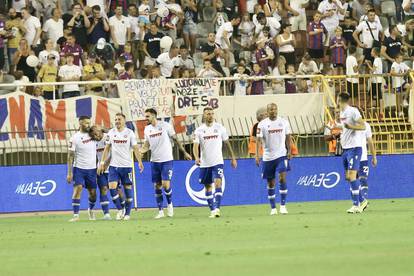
[217,168,224,178]
[128,173,133,182]
[168,170,173,180]
[363,166,369,175]
[349,158,354,169]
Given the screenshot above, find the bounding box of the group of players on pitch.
[66,92,376,222]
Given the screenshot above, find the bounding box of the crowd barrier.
[1,154,413,213]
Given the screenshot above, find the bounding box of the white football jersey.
[69,131,97,170]
[106,127,138,168]
[340,105,363,149]
[256,117,291,161]
[96,134,109,173]
[144,121,175,162]
[193,122,229,168]
[358,122,373,161]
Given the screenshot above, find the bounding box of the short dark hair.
[349,45,357,54]
[92,5,101,11]
[115,113,126,119]
[180,45,187,50]
[203,107,213,112]
[367,9,376,14]
[145,108,157,116]
[124,62,134,71]
[79,116,90,121]
[256,12,265,21]
[372,47,381,55]
[338,92,350,102]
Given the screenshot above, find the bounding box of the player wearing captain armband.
[98,113,144,221]
[139,108,192,219]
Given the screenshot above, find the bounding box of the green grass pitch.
[1,199,414,276]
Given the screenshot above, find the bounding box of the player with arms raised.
[337,93,366,213]
[255,103,292,216]
[67,116,98,222]
[193,107,237,218]
[140,108,192,219]
[98,113,144,221]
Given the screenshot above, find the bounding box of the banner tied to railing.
[117,78,221,120]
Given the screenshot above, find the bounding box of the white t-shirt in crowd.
[372,57,383,83]
[144,121,175,163]
[346,55,359,83]
[42,18,64,46]
[355,20,382,48]
[233,73,248,96]
[339,105,362,149]
[391,61,410,88]
[193,122,229,168]
[358,122,372,162]
[318,0,343,32]
[289,0,307,15]
[109,15,131,45]
[138,4,151,21]
[58,64,82,92]
[128,15,140,40]
[254,17,281,38]
[106,127,138,168]
[24,16,41,46]
[156,52,177,77]
[38,50,60,66]
[69,132,97,170]
[215,22,234,48]
[256,117,291,161]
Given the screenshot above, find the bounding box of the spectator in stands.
[109,5,131,54]
[254,12,281,39]
[403,0,414,22]
[157,2,182,40]
[340,17,356,47]
[38,39,60,66]
[120,42,134,63]
[57,26,72,50]
[255,37,273,74]
[138,0,152,25]
[91,38,115,68]
[381,25,403,72]
[11,0,28,16]
[297,54,319,92]
[271,56,286,94]
[119,62,135,80]
[214,0,236,19]
[115,55,127,75]
[263,0,283,23]
[213,0,229,32]
[5,8,24,69]
[156,44,179,78]
[21,7,42,51]
[60,33,84,66]
[42,8,64,47]
[182,0,198,55]
[175,45,195,69]
[307,11,328,69]
[345,45,360,100]
[248,106,267,157]
[127,4,140,65]
[87,5,110,50]
[233,63,249,96]
[276,23,296,66]
[285,0,308,55]
[365,47,384,118]
[143,23,164,66]
[285,64,298,93]
[63,3,90,50]
[317,0,344,47]
[330,26,346,75]
[13,70,30,93]
[353,9,383,63]
[403,19,414,55]
[201,32,226,76]
[359,3,380,25]
[83,53,106,96]
[37,54,58,100]
[58,53,82,98]
[0,70,16,95]
[197,59,223,78]
[248,63,264,95]
[390,53,411,117]
[215,13,241,65]
[238,12,255,50]
[13,38,36,82]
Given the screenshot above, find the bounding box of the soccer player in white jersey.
[98,113,144,221]
[67,116,98,222]
[356,120,377,211]
[337,93,366,213]
[89,125,112,220]
[193,107,237,218]
[255,103,292,216]
[140,108,192,219]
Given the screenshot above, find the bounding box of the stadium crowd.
[0,0,412,105]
